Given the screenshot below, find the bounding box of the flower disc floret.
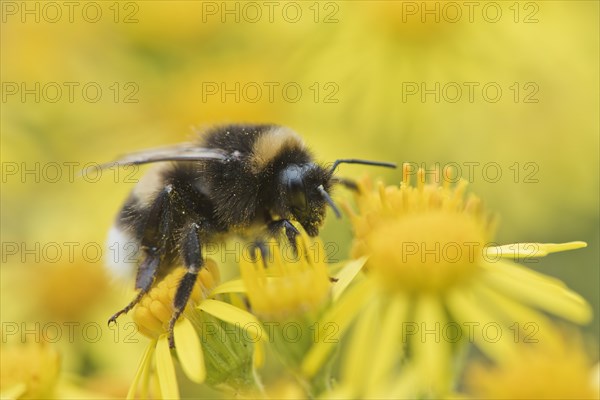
[348,165,494,292]
[132,260,220,339]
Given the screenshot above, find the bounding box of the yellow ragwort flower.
[303,164,592,397]
[348,164,495,292]
[240,232,335,380]
[34,261,109,322]
[128,260,263,399]
[465,331,599,399]
[132,261,219,340]
[128,262,218,399]
[0,341,60,400]
[240,234,332,322]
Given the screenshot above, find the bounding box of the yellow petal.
[332,256,368,301]
[301,278,374,377]
[174,319,205,383]
[445,288,518,362]
[150,368,161,400]
[209,279,246,296]
[323,385,359,399]
[483,260,592,324]
[156,334,180,400]
[469,281,562,348]
[341,298,379,394]
[198,299,265,339]
[411,295,451,394]
[591,363,600,393]
[482,258,567,288]
[253,339,265,369]
[486,241,587,258]
[0,383,27,400]
[384,365,422,399]
[127,341,156,400]
[366,294,409,394]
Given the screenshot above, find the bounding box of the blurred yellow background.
[1,1,598,397]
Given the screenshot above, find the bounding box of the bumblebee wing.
[91,144,229,171]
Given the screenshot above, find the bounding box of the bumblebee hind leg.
[108,256,160,325]
[168,222,203,348]
[108,185,174,326]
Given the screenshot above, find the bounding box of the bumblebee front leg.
[268,219,300,250]
[331,176,359,192]
[248,239,270,268]
[168,221,203,348]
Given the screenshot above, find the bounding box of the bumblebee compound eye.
[279,164,308,213]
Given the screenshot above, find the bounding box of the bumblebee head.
[277,159,396,236]
[278,163,330,236]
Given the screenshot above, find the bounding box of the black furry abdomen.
[115,162,224,267]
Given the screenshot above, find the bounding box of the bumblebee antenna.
[329,159,397,174]
[317,185,342,219]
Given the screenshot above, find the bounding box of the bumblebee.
[104,124,395,347]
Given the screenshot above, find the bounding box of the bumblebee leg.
[108,186,173,326]
[331,176,359,192]
[108,255,160,325]
[268,219,300,251]
[249,239,270,268]
[168,222,203,348]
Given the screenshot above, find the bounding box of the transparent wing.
[91,143,229,171]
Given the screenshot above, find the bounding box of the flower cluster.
[105,165,596,399]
